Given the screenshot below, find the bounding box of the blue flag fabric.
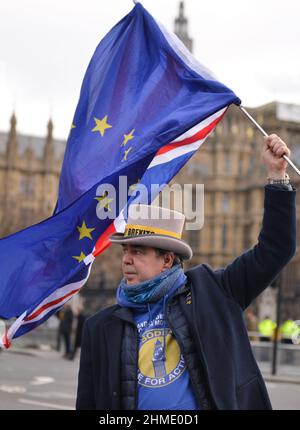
[57,3,240,212]
[0,3,240,347]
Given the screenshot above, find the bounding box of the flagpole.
[239,105,300,177]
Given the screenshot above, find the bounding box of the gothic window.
[20,176,35,196]
[222,193,229,214]
[243,223,252,250]
[210,193,216,212]
[231,123,239,135]
[249,155,256,172]
[21,208,34,227]
[245,192,251,212]
[222,224,227,250]
[226,116,232,134]
[224,152,231,174]
[238,154,243,176]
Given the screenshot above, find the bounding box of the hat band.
[124,224,181,239]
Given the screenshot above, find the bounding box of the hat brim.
[109,233,193,260]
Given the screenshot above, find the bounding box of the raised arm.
[215,135,297,309]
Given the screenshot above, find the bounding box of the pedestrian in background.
[70,304,86,360]
[55,309,64,352]
[244,307,258,341]
[280,318,300,344]
[60,303,73,358]
[258,316,276,342]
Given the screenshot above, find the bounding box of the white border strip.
[22,263,93,325]
[0,262,94,349]
[149,108,226,168]
[172,108,226,143]
[157,20,218,81]
[148,137,205,169]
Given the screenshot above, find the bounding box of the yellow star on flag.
[94,191,113,211]
[121,129,135,147]
[91,115,112,137]
[77,220,95,240]
[122,147,132,162]
[129,179,140,193]
[72,251,86,263]
[71,123,76,129]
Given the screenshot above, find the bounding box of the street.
[266,381,300,410]
[1,349,300,410]
[0,350,77,410]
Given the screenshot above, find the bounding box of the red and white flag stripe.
[148,107,226,168]
[0,263,93,348]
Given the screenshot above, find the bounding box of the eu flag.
[57,2,240,212]
[0,3,240,348]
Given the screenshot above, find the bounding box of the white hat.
[109,204,193,260]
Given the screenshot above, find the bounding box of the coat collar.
[112,306,135,324]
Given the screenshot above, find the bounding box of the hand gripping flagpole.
[239,105,300,177]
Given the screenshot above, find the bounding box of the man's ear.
[163,252,174,268]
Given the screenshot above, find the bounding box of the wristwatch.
[267,173,290,185]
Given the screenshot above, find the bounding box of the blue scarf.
[116,265,187,364]
[117,265,186,306]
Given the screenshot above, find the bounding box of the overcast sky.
[0,0,299,139]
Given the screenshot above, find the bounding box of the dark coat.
[76,185,297,410]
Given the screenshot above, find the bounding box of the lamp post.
[271,274,282,375]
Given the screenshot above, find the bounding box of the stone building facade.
[0,114,64,235]
[0,2,299,320]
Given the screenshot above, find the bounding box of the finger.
[265,134,279,145]
[272,142,285,153]
[266,134,282,149]
[264,136,275,149]
[276,146,290,158]
[272,143,289,156]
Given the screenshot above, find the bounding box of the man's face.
[121,244,173,285]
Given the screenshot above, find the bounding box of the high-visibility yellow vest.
[258,319,276,337]
[280,320,300,338]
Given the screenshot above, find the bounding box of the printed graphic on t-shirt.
[134,306,199,410]
[137,314,186,388]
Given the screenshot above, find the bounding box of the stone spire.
[44,118,54,167]
[6,112,18,164]
[47,117,53,139]
[174,1,193,52]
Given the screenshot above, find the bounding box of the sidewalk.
[258,361,300,384]
[2,345,65,360]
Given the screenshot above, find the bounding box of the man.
[258,315,277,342]
[60,303,73,359]
[244,307,258,341]
[76,134,296,410]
